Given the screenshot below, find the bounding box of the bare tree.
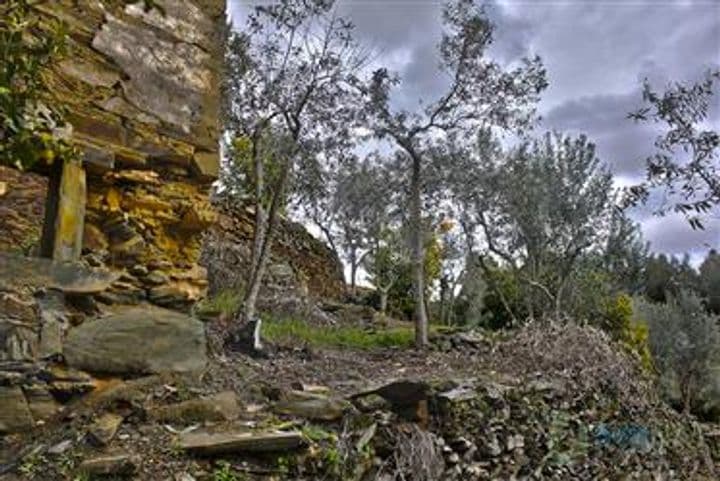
[363,0,546,346]
[626,70,720,230]
[223,0,368,346]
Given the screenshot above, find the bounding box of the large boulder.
[63,306,207,375]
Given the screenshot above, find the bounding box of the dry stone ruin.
[0,0,227,433]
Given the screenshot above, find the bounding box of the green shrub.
[636,291,720,413]
[600,294,653,372]
[0,0,76,170]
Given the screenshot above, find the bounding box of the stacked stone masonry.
[28,0,225,308]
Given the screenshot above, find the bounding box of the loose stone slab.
[274,396,349,421]
[78,453,138,476]
[149,391,240,424]
[179,430,305,456]
[64,306,207,375]
[88,413,124,446]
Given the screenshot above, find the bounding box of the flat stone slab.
[149,391,240,424]
[179,430,305,456]
[274,396,349,421]
[349,379,430,406]
[78,453,138,476]
[0,252,118,294]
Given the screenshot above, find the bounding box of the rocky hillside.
[1,270,718,481]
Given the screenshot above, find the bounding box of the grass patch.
[262,317,415,350]
[195,289,243,318]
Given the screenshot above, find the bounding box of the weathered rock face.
[0,0,226,309]
[201,200,346,301]
[63,306,207,375]
[0,166,46,254]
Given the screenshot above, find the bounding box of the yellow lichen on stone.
[54,160,87,262]
[106,188,122,212]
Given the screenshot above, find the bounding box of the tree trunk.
[234,157,290,350]
[410,154,428,347]
[379,288,388,314]
[439,277,447,325]
[349,247,357,296]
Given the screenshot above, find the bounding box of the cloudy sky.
[227,0,720,263]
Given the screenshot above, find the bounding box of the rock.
[88,413,124,446]
[148,282,201,308]
[44,365,96,399]
[59,59,120,88]
[48,440,73,455]
[0,252,119,295]
[0,386,34,433]
[179,430,306,456]
[0,181,6,197]
[103,170,161,185]
[78,453,138,477]
[507,434,525,451]
[485,435,502,457]
[192,151,220,179]
[0,318,36,361]
[144,271,169,285]
[0,292,36,320]
[274,395,350,421]
[24,385,60,421]
[92,13,213,134]
[83,223,109,252]
[149,391,239,424]
[36,290,67,359]
[63,306,207,375]
[437,385,477,403]
[129,265,149,277]
[351,379,430,406]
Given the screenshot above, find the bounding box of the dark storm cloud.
[543,91,659,179]
[225,0,720,256]
[642,214,720,262]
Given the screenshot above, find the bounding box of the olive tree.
[637,292,720,414]
[363,0,546,346]
[627,70,720,230]
[473,132,616,319]
[223,0,368,344]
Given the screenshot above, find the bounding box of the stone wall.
[202,200,347,301]
[29,0,226,308]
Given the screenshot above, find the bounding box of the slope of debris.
[1,322,717,480]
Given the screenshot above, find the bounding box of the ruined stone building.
[3,0,227,308]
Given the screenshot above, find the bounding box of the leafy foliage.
[636,291,720,413]
[626,70,720,229]
[363,0,547,345]
[698,249,720,314]
[0,0,74,170]
[462,132,617,319]
[223,0,368,323]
